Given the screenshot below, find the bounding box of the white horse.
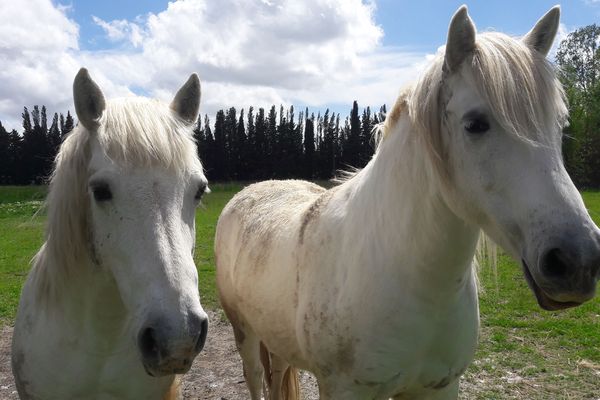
[12,68,209,400]
[215,6,600,400]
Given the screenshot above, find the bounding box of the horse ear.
[444,5,476,73]
[170,73,201,124]
[522,6,560,57]
[73,68,106,131]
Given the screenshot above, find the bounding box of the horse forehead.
[87,139,203,183]
[88,137,111,169]
[445,73,485,113]
[124,172,192,197]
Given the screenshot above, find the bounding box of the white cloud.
[0,0,429,131]
[0,0,81,130]
[548,22,570,60]
[92,16,145,47]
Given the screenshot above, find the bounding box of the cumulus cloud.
[0,0,81,129]
[92,16,145,47]
[0,0,428,131]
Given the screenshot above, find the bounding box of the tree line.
[0,106,74,184]
[557,24,600,188]
[0,101,384,184]
[1,24,599,187]
[195,103,385,181]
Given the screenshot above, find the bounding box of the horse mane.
[96,98,201,172]
[339,32,568,277]
[32,98,201,303]
[405,31,568,174]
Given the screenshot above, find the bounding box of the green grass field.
[0,185,599,398]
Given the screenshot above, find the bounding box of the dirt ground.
[1,312,599,399]
[0,311,320,400]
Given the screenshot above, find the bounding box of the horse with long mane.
[12,69,209,399]
[215,6,600,400]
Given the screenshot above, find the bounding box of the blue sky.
[73,1,600,52]
[1,0,599,131]
[377,0,600,49]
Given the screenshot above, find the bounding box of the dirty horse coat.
[215,6,600,400]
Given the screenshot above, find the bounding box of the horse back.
[214,180,327,362]
[216,179,326,255]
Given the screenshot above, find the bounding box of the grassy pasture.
[0,185,599,398]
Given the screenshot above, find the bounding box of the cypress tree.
[63,111,75,136]
[224,107,238,180]
[41,106,48,134]
[346,101,361,167]
[199,115,215,180]
[275,105,287,177]
[361,106,374,165]
[292,108,304,177]
[31,106,41,131]
[26,106,51,183]
[48,113,62,156]
[320,110,332,178]
[266,106,277,178]
[234,109,247,180]
[304,112,316,179]
[60,113,65,135]
[0,122,10,183]
[21,107,39,183]
[213,110,227,180]
[22,107,32,134]
[379,104,387,123]
[333,113,341,173]
[246,107,256,177]
[8,129,23,183]
[255,108,267,179]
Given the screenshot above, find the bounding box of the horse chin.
[521,260,581,311]
[143,364,191,377]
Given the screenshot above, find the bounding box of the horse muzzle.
[137,312,208,377]
[521,234,600,311]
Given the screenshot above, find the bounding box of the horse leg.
[268,352,300,400]
[221,299,265,400]
[236,332,264,400]
[269,352,286,400]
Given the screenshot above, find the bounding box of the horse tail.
[281,366,300,400]
[259,342,300,400]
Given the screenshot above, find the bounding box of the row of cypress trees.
[2,24,600,187]
[195,102,386,181]
[0,106,74,184]
[0,102,385,184]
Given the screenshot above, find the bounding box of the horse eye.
[91,184,112,202]
[194,185,206,200]
[464,118,490,134]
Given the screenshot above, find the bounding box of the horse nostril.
[542,248,569,278]
[139,327,159,360]
[195,317,208,353]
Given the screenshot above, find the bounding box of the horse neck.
[33,245,128,340]
[338,116,479,296]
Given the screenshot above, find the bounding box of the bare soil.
[1,312,598,399]
[0,311,320,400]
